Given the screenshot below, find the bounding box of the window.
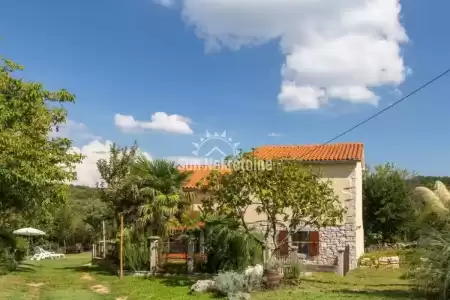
[292,231,319,257]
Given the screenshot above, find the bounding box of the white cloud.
[50,120,102,141]
[115,112,193,134]
[278,83,327,111]
[328,86,380,105]
[153,0,175,7]
[156,0,409,110]
[268,133,283,137]
[71,140,152,187]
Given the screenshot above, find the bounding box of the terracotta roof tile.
[253,143,363,162]
[179,165,230,189]
[179,143,363,189]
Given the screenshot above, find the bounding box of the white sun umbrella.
[13,227,46,257]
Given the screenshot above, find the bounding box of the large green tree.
[363,163,414,244]
[0,58,82,227]
[96,144,193,237]
[201,156,345,259]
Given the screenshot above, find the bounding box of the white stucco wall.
[355,161,365,260]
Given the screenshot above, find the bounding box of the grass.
[0,253,421,299]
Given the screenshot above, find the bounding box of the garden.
[3,55,450,299]
[0,252,418,300]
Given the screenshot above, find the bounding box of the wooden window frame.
[292,230,320,258]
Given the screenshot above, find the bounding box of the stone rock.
[378,256,399,264]
[360,258,372,266]
[244,264,263,278]
[228,292,251,300]
[190,280,215,293]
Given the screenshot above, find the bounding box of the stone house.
[181,142,365,270]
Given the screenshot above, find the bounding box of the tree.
[132,157,193,237]
[363,163,414,244]
[52,205,77,249]
[201,156,345,259]
[97,144,194,236]
[97,142,139,224]
[0,57,82,226]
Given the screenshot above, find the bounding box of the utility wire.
[298,68,450,161]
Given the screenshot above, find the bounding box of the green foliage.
[202,155,344,259]
[410,176,450,189]
[0,57,82,226]
[363,163,414,244]
[45,185,106,248]
[214,271,247,296]
[408,182,450,298]
[0,231,25,275]
[13,237,27,262]
[123,230,150,271]
[283,256,304,280]
[97,142,139,222]
[203,216,262,273]
[411,225,450,299]
[132,158,193,237]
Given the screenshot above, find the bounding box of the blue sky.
[1,0,450,184]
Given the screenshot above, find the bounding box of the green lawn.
[0,253,421,300]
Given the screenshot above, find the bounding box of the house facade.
[181,142,365,270]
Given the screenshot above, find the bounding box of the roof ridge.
[256,142,363,148]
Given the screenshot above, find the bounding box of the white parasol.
[13,228,46,236]
[13,228,46,256]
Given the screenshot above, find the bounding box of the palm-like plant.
[412,181,450,299]
[130,157,193,237]
[413,181,450,216]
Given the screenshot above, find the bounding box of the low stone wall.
[359,256,400,269]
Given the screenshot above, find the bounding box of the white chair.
[30,247,65,260]
[30,247,51,261]
[38,247,65,259]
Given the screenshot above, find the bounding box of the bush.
[204,217,263,273]
[123,239,150,271]
[214,271,246,296]
[14,237,27,262]
[0,231,25,275]
[411,226,450,298]
[283,256,304,280]
[0,249,17,275]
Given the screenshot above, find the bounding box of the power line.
[300,68,450,160]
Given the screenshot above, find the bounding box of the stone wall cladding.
[318,227,346,265]
[317,167,358,269]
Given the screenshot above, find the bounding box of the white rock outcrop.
[190,280,215,293]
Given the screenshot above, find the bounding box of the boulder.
[228,292,251,300]
[190,280,215,293]
[244,264,263,278]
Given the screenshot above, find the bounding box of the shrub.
[214,271,246,296]
[283,256,304,280]
[123,240,150,271]
[122,229,150,272]
[411,225,450,299]
[203,217,262,273]
[0,231,24,275]
[14,237,27,263]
